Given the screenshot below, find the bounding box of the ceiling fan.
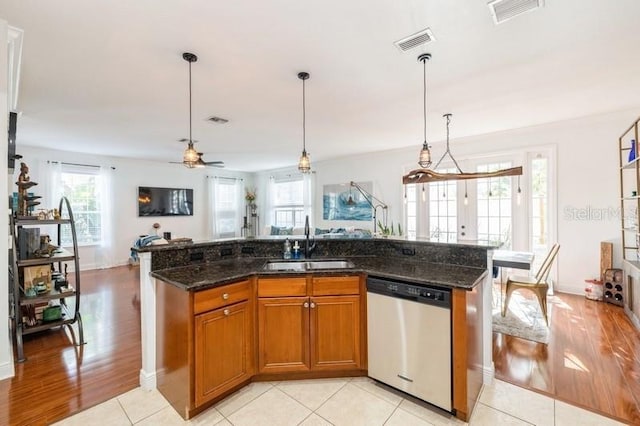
[172,52,225,169]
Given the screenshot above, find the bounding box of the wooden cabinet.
[156,279,254,419]
[257,275,362,375]
[258,296,310,373]
[310,295,360,370]
[195,299,252,407]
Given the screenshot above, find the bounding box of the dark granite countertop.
[150,256,487,292]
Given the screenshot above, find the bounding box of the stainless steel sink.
[306,260,354,270]
[263,261,306,272]
[262,259,354,271]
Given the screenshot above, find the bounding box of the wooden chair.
[501,244,560,325]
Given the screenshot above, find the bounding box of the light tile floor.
[53,377,627,426]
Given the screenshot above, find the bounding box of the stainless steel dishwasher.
[367,276,452,411]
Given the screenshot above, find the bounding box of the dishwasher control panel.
[366,277,451,308]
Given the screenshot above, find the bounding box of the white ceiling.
[3,0,640,172]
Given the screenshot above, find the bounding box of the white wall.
[13,146,252,270]
[1,18,14,380]
[309,109,638,294]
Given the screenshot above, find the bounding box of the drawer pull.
[223,309,230,316]
[222,293,229,300]
[303,301,309,308]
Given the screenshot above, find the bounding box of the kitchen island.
[136,237,494,422]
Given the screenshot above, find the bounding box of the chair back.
[534,243,560,284]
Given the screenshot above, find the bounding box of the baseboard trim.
[139,368,157,390]
[482,364,495,384]
[0,360,15,380]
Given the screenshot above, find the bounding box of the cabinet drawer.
[258,277,307,297]
[194,280,251,314]
[312,276,360,296]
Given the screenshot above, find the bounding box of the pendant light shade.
[417,53,432,168]
[297,71,311,173]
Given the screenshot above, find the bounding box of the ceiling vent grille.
[394,28,435,52]
[488,0,543,24]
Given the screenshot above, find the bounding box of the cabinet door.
[310,295,361,370]
[195,300,253,407]
[258,297,310,373]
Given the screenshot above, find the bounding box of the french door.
[404,149,555,261]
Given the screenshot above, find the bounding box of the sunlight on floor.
[563,351,590,373]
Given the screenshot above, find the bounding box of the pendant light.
[403,54,523,184]
[417,53,432,168]
[182,52,200,167]
[297,72,311,173]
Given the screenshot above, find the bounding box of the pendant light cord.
[189,59,193,143]
[302,77,306,152]
[423,58,427,144]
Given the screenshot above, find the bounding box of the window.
[405,184,418,238]
[60,165,102,246]
[530,155,550,271]
[428,169,458,242]
[476,162,513,248]
[271,176,305,228]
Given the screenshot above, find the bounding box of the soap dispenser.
[292,240,300,259]
[283,238,292,259]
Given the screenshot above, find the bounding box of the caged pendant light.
[182,52,200,167]
[297,72,311,173]
[417,53,432,168]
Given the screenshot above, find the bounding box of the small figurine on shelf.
[16,162,39,217]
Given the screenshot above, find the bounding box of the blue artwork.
[323,182,373,221]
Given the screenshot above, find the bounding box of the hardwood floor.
[494,290,640,424]
[0,266,141,426]
[2,267,639,425]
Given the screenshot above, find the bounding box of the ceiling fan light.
[183,143,199,163]
[298,149,311,173]
[418,142,432,168]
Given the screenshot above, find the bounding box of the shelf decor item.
[629,139,637,163]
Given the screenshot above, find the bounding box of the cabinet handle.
[310,302,316,309]
[222,293,229,300]
[303,302,309,308]
[223,309,230,316]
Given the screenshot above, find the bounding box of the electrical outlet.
[402,247,416,256]
[190,252,204,262]
[220,247,233,257]
[241,246,254,255]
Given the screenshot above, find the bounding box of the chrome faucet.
[304,215,317,258]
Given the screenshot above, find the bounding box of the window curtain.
[42,160,63,209]
[207,176,244,239]
[96,166,114,268]
[265,175,276,231]
[206,176,218,239]
[303,172,315,228]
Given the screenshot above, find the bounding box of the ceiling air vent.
[393,28,435,52]
[488,0,543,24]
[207,116,229,124]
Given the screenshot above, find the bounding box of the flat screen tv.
[8,112,17,171]
[138,186,194,217]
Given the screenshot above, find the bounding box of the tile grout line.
[115,396,135,425]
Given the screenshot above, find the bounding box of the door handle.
[303,301,309,308]
[310,302,316,309]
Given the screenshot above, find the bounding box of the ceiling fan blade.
[204,161,225,168]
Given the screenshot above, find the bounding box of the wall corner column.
[139,252,157,389]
